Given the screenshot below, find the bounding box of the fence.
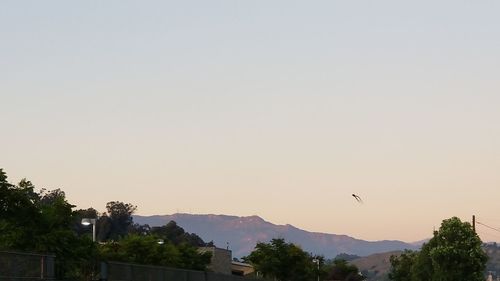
[54,258,100,281]
[0,251,55,281]
[104,261,261,281]
[0,252,260,281]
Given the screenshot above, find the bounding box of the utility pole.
[473,215,476,233]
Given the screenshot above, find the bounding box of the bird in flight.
[352,194,363,203]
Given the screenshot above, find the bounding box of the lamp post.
[81,218,96,242]
[312,258,320,281]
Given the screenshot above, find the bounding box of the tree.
[326,259,365,281]
[388,250,417,281]
[98,234,212,270]
[129,223,151,236]
[389,217,488,281]
[150,220,207,247]
[411,236,437,281]
[73,207,99,236]
[0,168,215,276]
[0,174,41,250]
[98,201,137,241]
[176,242,212,271]
[428,217,487,281]
[243,238,317,281]
[0,169,97,279]
[99,235,180,265]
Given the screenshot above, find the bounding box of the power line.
[476,221,500,233]
[477,226,500,239]
[478,231,500,241]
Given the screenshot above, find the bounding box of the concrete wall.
[198,247,232,275]
[105,261,260,281]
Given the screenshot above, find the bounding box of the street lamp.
[81,218,96,242]
[312,258,320,281]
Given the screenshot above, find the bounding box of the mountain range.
[133,213,418,258]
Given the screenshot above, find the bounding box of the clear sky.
[1,1,499,243]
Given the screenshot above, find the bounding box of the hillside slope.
[351,244,500,281]
[350,251,400,281]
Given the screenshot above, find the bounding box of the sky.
[1,1,499,243]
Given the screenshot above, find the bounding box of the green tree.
[326,259,365,281]
[98,234,211,270]
[73,207,99,236]
[0,174,41,250]
[98,201,137,241]
[96,214,113,241]
[129,222,151,236]
[388,250,417,281]
[411,236,437,281]
[150,220,207,246]
[428,217,487,281]
[99,235,180,265]
[243,238,317,281]
[0,169,97,279]
[389,217,488,281]
[176,242,212,271]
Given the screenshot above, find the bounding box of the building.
[198,246,255,277]
[198,247,232,275]
[231,261,255,277]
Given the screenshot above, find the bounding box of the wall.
[104,261,260,281]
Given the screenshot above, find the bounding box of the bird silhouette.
[352,194,363,203]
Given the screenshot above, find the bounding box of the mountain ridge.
[133,213,418,258]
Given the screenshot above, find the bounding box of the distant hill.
[133,213,417,258]
[350,243,500,281]
[350,251,400,281]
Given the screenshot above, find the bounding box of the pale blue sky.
[1,1,499,242]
